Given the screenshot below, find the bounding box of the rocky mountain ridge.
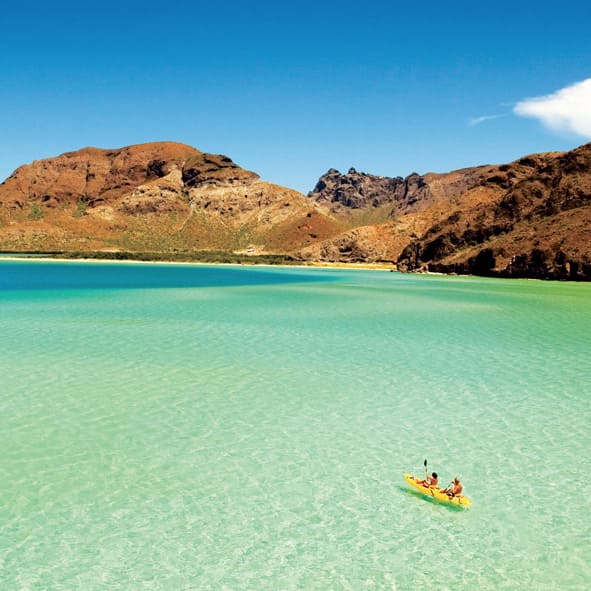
[308,165,490,214]
[309,167,428,213]
[1,140,590,279]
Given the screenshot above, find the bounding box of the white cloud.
[469,114,505,126]
[514,78,591,138]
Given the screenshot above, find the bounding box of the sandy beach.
[0,252,398,272]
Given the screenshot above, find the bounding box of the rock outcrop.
[309,168,408,210]
[308,167,434,216]
[308,165,488,217]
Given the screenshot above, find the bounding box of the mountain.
[396,144,591,280]
[1,141,590,279]
[0,142,343,254]
[300,144,591,280]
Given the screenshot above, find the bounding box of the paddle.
[423,458,437,497]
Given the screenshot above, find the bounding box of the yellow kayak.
[404,473,472,506]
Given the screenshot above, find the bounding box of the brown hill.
[1,141,590,280]
[299,144,591,280]
[0,142,343,254]
[395,144,591,280]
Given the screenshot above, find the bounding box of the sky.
[1,0,590,193]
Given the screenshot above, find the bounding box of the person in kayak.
[444,477,463,497]
[418,472,439,487]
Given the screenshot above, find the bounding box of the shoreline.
[0,251,397,272]
[1,251,583,282]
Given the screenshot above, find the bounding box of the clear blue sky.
[1,1,590,193]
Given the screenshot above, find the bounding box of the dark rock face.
[396,142,591,280]
[308,168,433,215]
[147,159,167,178]
[427,248,591,281]
[181,153,258,187]
[500,249,591,280]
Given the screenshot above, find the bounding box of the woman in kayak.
[445,477,463,497]
[419,472,439,487]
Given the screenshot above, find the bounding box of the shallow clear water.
[1,260,590,590]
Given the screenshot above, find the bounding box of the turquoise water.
[1,260,590,590]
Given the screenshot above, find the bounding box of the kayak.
[404,473,472,506]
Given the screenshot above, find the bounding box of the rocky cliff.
[309,168,419,213]
[308,165,488,216]
[395,144,591,280]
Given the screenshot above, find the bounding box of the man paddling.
[418,472,439,487]
[444,477,463,497]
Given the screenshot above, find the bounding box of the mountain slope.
[0,142,343,254]
[300,143,591,279]
[396,144,591,279]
